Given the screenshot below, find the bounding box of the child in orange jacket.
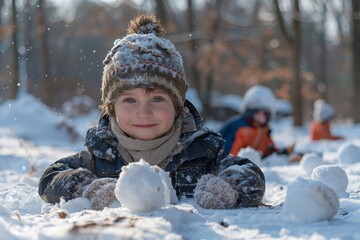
[310,99,343,141]
[230,108,275,157]
[220,85,292,158]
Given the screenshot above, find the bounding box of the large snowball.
[300,153,324,175]
[237,147,262,166]
[115,160,177,213]
[336,142,360,166]
[311,165,348,197]
[282,177,339,223]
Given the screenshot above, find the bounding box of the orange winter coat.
[230,125,275,157]
[310,121,342,141]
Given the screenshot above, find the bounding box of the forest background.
[0,0,360,126]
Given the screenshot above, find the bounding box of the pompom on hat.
[101,15,188,116]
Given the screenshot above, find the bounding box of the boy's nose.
[136,103,153,117]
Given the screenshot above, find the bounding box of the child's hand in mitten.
[194,174,239,209]
[82,178,118,210]
[218,167,265,207]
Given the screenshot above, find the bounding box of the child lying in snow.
[310,99,343,141]
[220,85,294,158]
[38,15,265,210]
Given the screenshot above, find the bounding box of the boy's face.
[114,88,176,140]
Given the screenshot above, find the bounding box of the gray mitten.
[218,166,265,207]
[194,174,239,209]
[83,178,118,210]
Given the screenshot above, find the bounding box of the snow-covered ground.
[1,94,360,239]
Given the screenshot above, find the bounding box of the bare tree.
[318,0,328,100]
[155,0,167,26]
[36,0,52,105]
[0,0,4,80]
[273,0,303,126]
[0,0,4,30]
[352,0,360,123]
[187,0,202,106]
[10,0,19,99]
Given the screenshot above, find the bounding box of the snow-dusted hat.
[313,99,335,122]
[241,85,276,115]
[101,15,187,116]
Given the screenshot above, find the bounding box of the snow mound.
[115,160,177,213]
[212,94,243,112]
[336,142,360,166]
[311,165,348,197]
[282,177,339,223]
[237,147,262,166]
[300,153,324,175]
[0,94,78,146]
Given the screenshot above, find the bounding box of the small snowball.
[311,165,348,196]
[115,160,176,213]
[282,177,339,223]
[300,153,324,175]
[237,147,262,166]
[336,142,360,166]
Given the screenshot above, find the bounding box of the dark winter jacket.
[38,100,265,207]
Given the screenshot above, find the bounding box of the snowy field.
[1,94,360,240]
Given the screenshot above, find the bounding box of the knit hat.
[101,15,188,116]
[313,99,335,122]
[241,85,276,115]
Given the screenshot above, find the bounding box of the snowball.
[237,147,262,166]
[311,165,348,196]
[300,153,324,175]
[282,177,339,223]
[115,160,177,213]
[336,142,360,166]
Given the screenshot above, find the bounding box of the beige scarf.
[110,117,182,167]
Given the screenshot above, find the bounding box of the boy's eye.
[152,96,165,102]
[123,97,136,103]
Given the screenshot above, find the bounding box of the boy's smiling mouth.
[132,124,157,128]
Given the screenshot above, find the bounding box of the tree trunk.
[273,0,303,126]
[37,0,52,105]
[187,0,203,111]
[0,0,4,83]
[319,1,327,100]
[203,0,221,119]
[352,0,360,123]
[10,0,19,99]
[292,0,302,126]
[155,0,167,26]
